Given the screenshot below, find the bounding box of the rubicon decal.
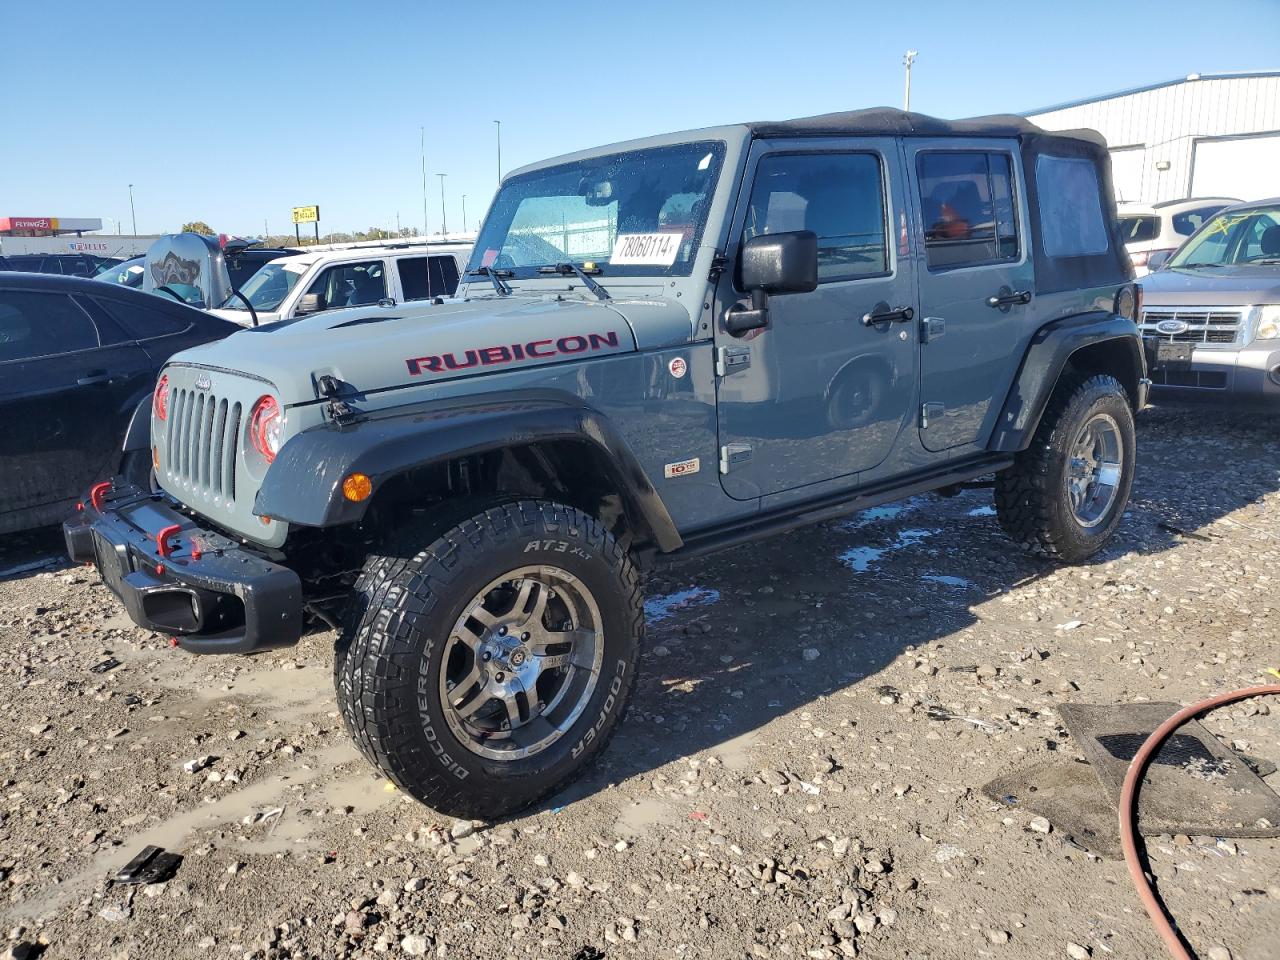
[406,331,622,376]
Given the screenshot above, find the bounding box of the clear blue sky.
[2,0,1277,237]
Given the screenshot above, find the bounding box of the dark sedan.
[0,272,240,534]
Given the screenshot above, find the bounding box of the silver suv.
[1118,197,1237,276]
[1140,198,1280,398]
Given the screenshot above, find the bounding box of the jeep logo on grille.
[193,374,212,391]
[1155,319,1189,335]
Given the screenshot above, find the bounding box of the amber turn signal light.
[342,473,372,502]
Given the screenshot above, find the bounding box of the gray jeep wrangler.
[65,108,1145,817]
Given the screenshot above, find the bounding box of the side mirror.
[1146,249,1173,272]
[296,292,326,316]
[727,231,819,336]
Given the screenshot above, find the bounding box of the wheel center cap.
[509,647,528,667]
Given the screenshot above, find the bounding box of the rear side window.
[397,255,462,301]
[917,152,1019,269]
[95,298,191,339]
[1036,156,1110,258]
[0,291,99,362]
[1118,216,1159,242]
[1172,205,1227,237]
[742,152,888,282]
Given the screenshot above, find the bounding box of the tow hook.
[156,524,182,558]
[89,481,112,512]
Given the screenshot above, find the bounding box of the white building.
[1025,71,1280,205]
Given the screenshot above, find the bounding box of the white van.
[208,241,473,326]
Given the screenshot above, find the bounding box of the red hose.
[1119,685,1280,960]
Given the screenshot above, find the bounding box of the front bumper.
[63,481,302,654]
[1142,340,1280,397]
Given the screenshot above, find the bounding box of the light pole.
[437,174,448,234]
[902,50,918,111]
[462,195,468,233]
[420,127,430,237]
[494,120,502,185]
[128,184,137,235]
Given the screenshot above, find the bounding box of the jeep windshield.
[219,261,307,311]
[466,141,725,281]
[1169,204,1280,268]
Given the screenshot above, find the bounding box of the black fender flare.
[254,389,683,552]
[988,311,1146,453]
[121,396,152,455]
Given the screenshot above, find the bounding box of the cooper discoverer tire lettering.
[334,500,643,818]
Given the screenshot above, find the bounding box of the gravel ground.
[1,400,1277,960]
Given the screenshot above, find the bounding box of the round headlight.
[249,396,284,463]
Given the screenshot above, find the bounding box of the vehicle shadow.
[554,398,1280,808]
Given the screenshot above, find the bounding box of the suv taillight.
[249,396,283,463]
[153,374,169,420]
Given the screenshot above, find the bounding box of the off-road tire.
[994,374,1135,563]
[334,500,644,818]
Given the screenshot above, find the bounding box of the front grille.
[1140,308,1245,347]
[165,387,243,505]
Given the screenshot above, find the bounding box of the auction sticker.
[610,232,683,266]
[668,356,687,379]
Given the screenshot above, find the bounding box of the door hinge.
[715,346,752,377]
[921,402,945,428]
[719,443,753,474]
[920,316,945,343]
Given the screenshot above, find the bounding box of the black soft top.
[745,107,1106,148]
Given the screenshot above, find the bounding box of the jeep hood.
[166,293,692,404]
[1142,266,1280,306]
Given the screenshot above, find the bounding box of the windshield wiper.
[469,266,513,296]
[540,262,610,301]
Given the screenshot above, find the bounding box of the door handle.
[861,305,915,326]
[77,372,112,386]
[987,290,1032,308]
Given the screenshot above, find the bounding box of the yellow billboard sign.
[291,205,320,224]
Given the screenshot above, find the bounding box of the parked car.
[97,241,297,294]
[0,273,239,534]
[67,107,1143,817]
[1139,198,1280,399]
[0,253,124,278]
[1117,197,1237,276]
[205,242,472,326]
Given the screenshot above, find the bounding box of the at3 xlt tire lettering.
[334,500,643,818]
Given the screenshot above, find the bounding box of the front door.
[904,139,1034,451]
[713,138,918,501]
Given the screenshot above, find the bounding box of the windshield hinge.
[708,251,729,282]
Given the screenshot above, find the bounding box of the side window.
[917,151,1020,269]
[1172,205,1226,237]
[1035,155,1110,258]
[742,152,888,282]
[397,255,463,301]
[305,260,386,310]
[0,291,99,363]
[95,297,191,339]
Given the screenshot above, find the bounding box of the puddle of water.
[6,742,361,921]
[841,496,927,530]
[615,796,672,838]
[922,574,974,589]
[237,766,391,856]
[644,587,721,624]
[967,505,997,518]
[838,528,936,573]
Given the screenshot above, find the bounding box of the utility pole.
[420,127,430,237]
[461,195,467,233]
[902,50,918,111]
[494,120,502,185]
[128,184,137,235]
[437,174,448,234]
[264,218,269,239]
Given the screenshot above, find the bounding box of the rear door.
[0,289,148,520]
[713,138,918,499]
[904,139,1033,451]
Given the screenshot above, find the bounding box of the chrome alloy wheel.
[438,566,604,761]
[1067,413,1124,528]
